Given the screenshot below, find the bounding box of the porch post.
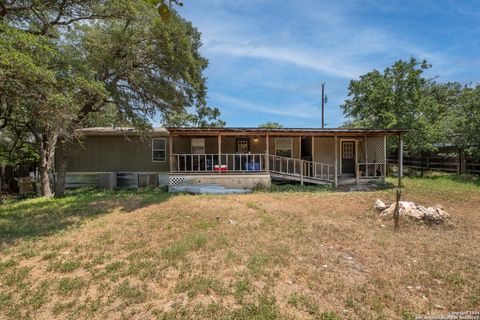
[383,135,387,180]
[334,135,338,188]
[311,136,315,161]
[298,137,302,159]
[398,133,403,187]
[218,133,222,174]
[265,132,270,171]
[169,134,173,172]
[355,139,359,184]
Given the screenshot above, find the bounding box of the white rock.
[374,199,387,212]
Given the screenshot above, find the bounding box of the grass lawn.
[0,174,479,319]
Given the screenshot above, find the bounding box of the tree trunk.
[36,132,58,198]
[54,140,68,197]
[39,163,52,197]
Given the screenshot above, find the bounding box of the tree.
[0,24,103,196]
[341,57,451,153]
[259,122,283,128]
[162,105,226,127]
[448,84,480,156]
[1,1,221,196]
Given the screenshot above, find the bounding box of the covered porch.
[168,127,405,187]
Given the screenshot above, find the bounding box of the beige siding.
[313,137,336,164]
[63,135,170,172]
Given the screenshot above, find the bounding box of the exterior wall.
[268,136,301,159]
[312,135,386,176]
[169,174,271,189]
[313,137,336,164]
[62,134,170,172]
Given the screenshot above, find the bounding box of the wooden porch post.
[398,133,403,187]
[169,134,173,172]
[334,135,338,188]
[311,136,315,161]
[383,135,387,180]
[218,133,222,174]
[355,139,359,184]
[265,132,270,171]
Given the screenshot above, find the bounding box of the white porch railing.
[170,153,267,172]
[356,162,386,178]
[170,153,336,183]
[268,154,335,182]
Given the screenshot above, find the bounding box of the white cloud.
[205,41,360,79]
[211,92,321,120]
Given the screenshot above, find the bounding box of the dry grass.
[0,175,479,319]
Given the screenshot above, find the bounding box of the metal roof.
[167,127,407,136]
[77,126,406,136]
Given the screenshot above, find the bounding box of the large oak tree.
[0,0,221,196]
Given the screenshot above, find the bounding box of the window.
[152,138,166,162]
[236,138,250,153]
[191,138,205,154]
[275,138,292,158]
[342,142,354,159]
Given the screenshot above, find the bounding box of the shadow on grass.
[0,187,175,245]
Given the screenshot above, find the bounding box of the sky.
[178,0,480,128]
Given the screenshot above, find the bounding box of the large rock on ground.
[375,200,451,224]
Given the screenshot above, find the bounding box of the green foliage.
[1,0,221,195]
[342,57,438,153]
[342,57,480,155]
[258,122,283,128]
[163,105,226,127]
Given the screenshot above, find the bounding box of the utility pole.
[321,82,326,128]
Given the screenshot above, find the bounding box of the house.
[57,127,406,189]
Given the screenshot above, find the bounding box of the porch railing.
[170,153,336,182]
[170,153,267,172]
[268,154,335,182]
[356,162,386,178]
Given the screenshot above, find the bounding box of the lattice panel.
[357,139,366,163]
[169,176,187,186]
[366,137,385,163]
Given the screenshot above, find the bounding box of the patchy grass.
[0,175,479,319]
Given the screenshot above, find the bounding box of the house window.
[275,138,292,158]
[343,142,354,159]
[152,138,166,162]
[236,138,250,153]
[191,138,205,154]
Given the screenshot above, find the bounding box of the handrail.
[268,154,335,182]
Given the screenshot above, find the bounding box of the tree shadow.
[0,187,176,246]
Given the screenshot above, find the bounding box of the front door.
[341,141,355,174]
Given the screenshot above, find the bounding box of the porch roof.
[167,127,407,137]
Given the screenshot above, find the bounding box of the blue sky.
[178,0,480,128]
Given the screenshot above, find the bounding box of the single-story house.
[56,127,406,189]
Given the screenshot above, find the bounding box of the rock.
[374,199,387,212]
[375,199,451,224]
